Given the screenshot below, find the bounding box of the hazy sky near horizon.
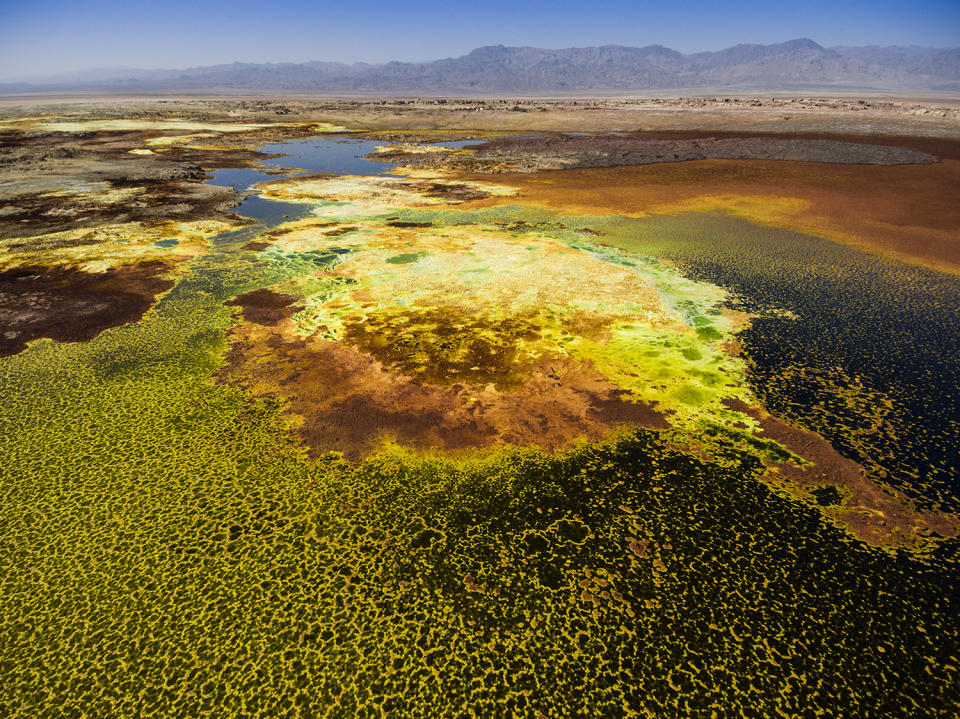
[1,0,958,80]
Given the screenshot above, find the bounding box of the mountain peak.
[466,45,513,58]
[781,38,826,51]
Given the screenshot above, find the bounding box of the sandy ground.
[1,95,958,137]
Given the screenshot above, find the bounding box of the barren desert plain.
[1,95,960,716]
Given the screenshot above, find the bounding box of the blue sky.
[1,0,958,80]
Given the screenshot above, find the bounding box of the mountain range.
[3,39,958,94]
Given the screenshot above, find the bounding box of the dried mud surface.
[1,130,248,239]
[382,133,937,172]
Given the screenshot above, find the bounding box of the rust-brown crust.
[722,397,960,548]
[457,155,960,273]
[216,313,670,461]
[223,288,305,327]
[0,262,175,356]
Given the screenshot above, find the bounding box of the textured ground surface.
[1,100,959,717]
[375,133,938,170]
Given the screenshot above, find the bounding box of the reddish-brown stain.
[217,318,669,461]
[460,156,960,273]
[722,397,959,548]
[0,261,175,357]
[224,288,304,326]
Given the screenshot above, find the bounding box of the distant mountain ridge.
[3,39,958,93]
